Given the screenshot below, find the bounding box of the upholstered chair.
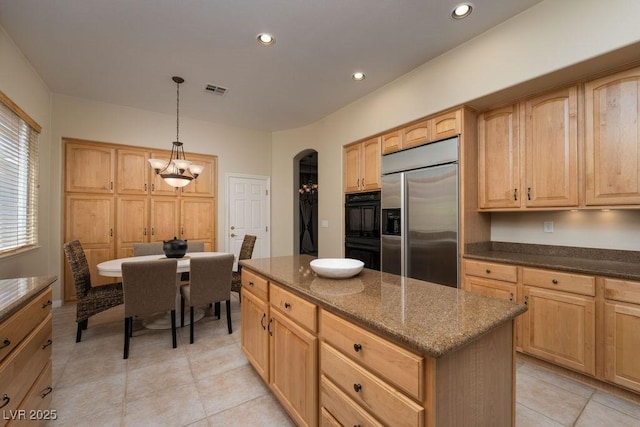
[231,235,257,302]
[63,240,124,343]
[121,259,178,359]
[180,254,234,343]
[132,242,164,257]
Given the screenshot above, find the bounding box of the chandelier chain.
[176,79,180,142]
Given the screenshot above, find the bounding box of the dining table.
[97,252,235,329]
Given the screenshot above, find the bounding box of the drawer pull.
[40,386,53,398]
[284,302,291,309]
[485,269,491,274]
[552,279,558,285]
[353,343,362,352]
[42,339,53,350]
[42,300,52,308]
[260,313,266,330]
[0,394,9,409]
[0,338,10,349]
[249,281,254,287]
[353,383,362,392]
[268,318,273,336]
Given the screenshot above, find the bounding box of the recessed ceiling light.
[352,72,366,81]
[452,3,473,19]
[257,33,275,46]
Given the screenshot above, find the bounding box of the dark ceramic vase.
[163,236,188,258]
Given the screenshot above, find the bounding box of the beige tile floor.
[48,298,640,426]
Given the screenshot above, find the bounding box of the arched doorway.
[294,150,318,255]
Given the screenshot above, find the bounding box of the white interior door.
[227,174,270,269]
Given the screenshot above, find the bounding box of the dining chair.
[181,241,205,282]
[121,258,178,359]
[180,254,234,343]
[63,240,124,343]
[231,234,257,302]
[132,242,164,257]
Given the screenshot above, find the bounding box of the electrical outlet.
[543,221,554,233]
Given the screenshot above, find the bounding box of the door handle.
[230,233,237,237]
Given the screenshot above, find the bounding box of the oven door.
[345,202,380,238]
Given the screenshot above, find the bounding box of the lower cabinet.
[240,289,269,382]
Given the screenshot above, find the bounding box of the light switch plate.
[543,221,554,233]
[321,220,329,228]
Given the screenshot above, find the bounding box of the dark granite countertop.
[0,276,57,323]
[465,242,640,281]
[240,255,526,359]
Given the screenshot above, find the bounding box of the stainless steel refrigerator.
[380,137,459,287]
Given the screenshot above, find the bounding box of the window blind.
[0,98,39,255]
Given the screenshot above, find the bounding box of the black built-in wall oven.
[345,191,381,270]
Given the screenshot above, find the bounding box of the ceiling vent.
[205,84,228,96]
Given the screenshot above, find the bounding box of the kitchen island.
[239,255,526,427]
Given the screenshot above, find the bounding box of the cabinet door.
[523,86,578,207]
[116,196,149,258]
[429,109,461,142]
[269,308,318,427]
[381,130,402,154]
[465,276,515,302]
[403,118,430,149]
[241,290,270,382]
[522,286,595,375]
[180,154,216,197]
[64,195,115,301]
[150,197,179,242]
[361,137,381,191]
[116,149,149,195]
[585,67,640,205]
[478,105,520,209]
[180,198,215,244]
[149,150,179,196]
[604,301,640,393]
[344,144,362,193]
[65,141,115,193]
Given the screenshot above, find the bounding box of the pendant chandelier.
[299,180,318,205]
[148,76,203,188]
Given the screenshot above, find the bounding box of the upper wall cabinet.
[179,154,216,197]
[478,105,520,209]
[585,66,640,206]
[344,137,381,193]
[478,86,578,210]
[65,140,115,193]
[117,148,150,195]
[380,110,462,155]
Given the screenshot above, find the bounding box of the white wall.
[0,27,53,281]
[49,94,271,303]
[271,0,640,257]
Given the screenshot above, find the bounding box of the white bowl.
[309,258,364,279]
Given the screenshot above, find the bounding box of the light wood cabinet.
[429,109,461,142]
[466,276,516,302]
[116,148,150,195]
[0,287,53,423]
[381,129,403,154]
[478,86,579,209]
[585,66,640,205]
[63,138,217,302]
[522,284,595,376]
[343,137,381,193]
[478,105,520,209]
[65,140,115,193]
[402,119,430,150]
[241,287,270,382]
[523,86,579,207]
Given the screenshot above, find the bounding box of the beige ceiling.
[0,0,543,131]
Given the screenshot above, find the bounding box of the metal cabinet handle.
[151,227,155,236]
[552,279,558,285]
[0,394,9,409]
[0,338,10,349]
[42,339,53,350]
[353,383,362,392]
[42,300,52,309]
[527,187,531,201]
[509,292,514,302]
[248,281,254,287]
[485,269,491,274]
[260,313,266,330]
[144,183,147,191]
[151,183,156,192]
[143,227,147,236]
[524,296,529,305]
[514,188,518,201]
[40,386,53,399]
[284,302,291,309]
[268,318,273,336]
[353,343,362,352]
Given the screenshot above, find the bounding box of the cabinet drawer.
[11,360,53,424]
[522,267,595,296]
[270,284,317,333]
[0,288,52,363]
[241,268,268,302]
[320,407,341,427]
[320,310,424,401]
[320,375,383,427]
[463,260,517,283]
[321,342,423,427]
[604,278,640,305]
[0,317,52,418]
